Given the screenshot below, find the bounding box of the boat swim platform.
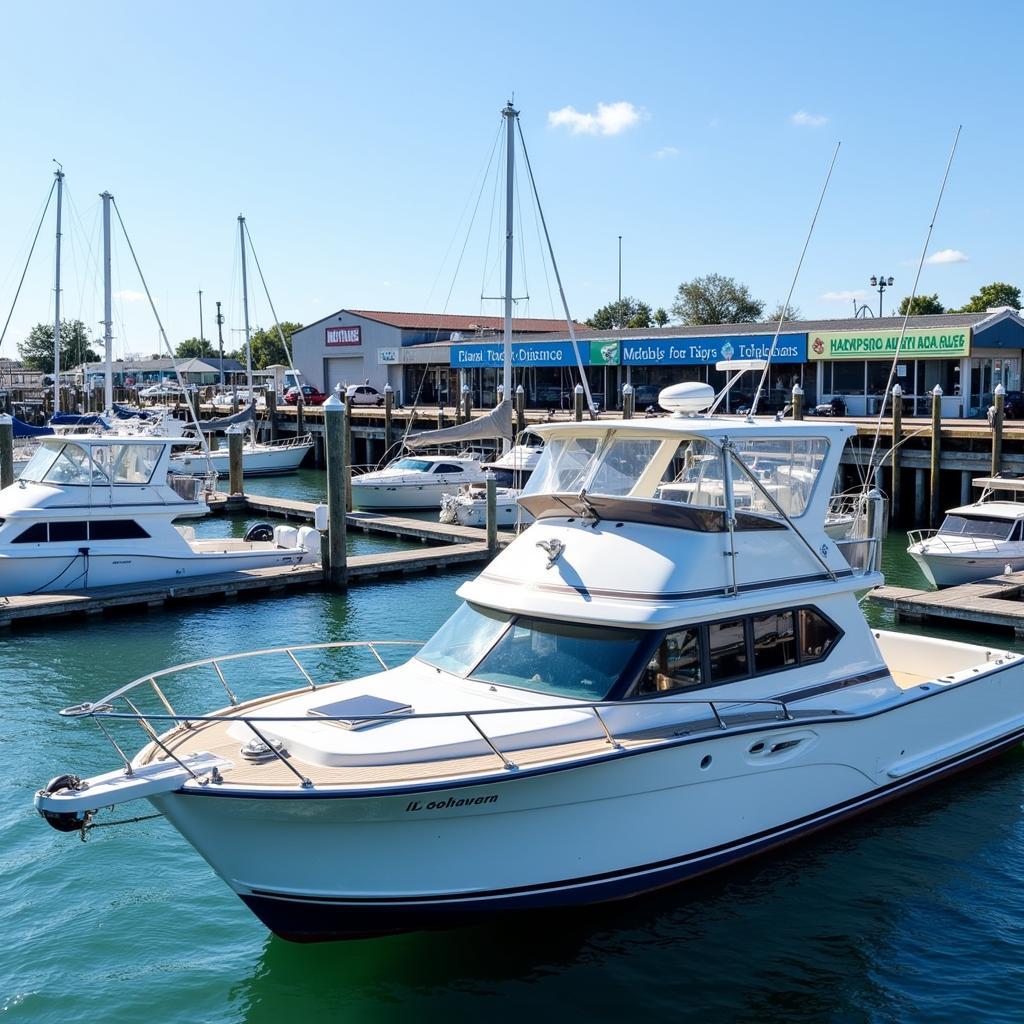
[870,574,1024,637]
[206,493,518,546]
[0,543,494,631]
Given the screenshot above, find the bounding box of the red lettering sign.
[326,326,361,347]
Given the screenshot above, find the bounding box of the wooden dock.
[869,575,1024,637]
[0,542,493,630]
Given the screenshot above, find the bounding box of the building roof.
[300,308,581,335]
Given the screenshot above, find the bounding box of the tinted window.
[89,520,150,540]
[13,523,48,543]
[798,609,840,661]
[434,464,463,474]
[752,611,797,672]
[708,619,748,682]
[49,521,88,542]
[639,627,701,694]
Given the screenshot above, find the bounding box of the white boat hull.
[148,656,1024,941]
[908,546,1024,587]
[352,481,462,511]
[170,442,311,478]
[443,495,534,528]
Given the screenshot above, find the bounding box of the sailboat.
[167,216,312,478]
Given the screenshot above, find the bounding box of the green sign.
[808,328,971,360]
[589,340,620,366]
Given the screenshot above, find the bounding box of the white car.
[346,384,385,407]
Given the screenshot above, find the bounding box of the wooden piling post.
[437,406,445,430]
[384,384,394,453]
[791,383,803,421]
[515,384,525,436]
[0,415,13,490]
[991,383,1005,476]
[622,382,634,419]
[929,385,942,527]
[462,385,472,425]
[227,425,244,496]
[206,432,219,452]
[266,388,278,442]
[890,384,902,521]
[323,392,348,587]
[485,473,497,552]
[574,383,584,422]
[296,394,305,438]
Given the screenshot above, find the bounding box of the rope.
[81,811,163,841]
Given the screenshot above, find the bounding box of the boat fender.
[243,522,275,543]
[297,526,320,553]
[36,774,95,833]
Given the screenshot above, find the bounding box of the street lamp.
[870,274,894,317]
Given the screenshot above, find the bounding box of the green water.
[4,510,1024,1023]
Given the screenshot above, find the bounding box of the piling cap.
[622,383,634,395]
[384,383,393,393]
[892,384,902,396]
[323,392,344,411]
[932,385,943,396]
[574,384,584,394]
[995,383,1006,396]
[792,383,803,396]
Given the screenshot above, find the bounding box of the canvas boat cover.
[197,403,255,432]
[405,400,513,449]
[11,417,53,439]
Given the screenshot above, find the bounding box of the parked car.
[631,384,661,409]
[346,384,385,407]
[1002,391,1024,419]
[284,385,327,406]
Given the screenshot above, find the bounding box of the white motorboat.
[351,454,488,511]
[35,392,1024,943]
[439,440,543,528]
[908,475,1024,587]
[0,434,320,596]
[168,433,314,478]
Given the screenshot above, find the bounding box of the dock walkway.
[870,575,1024,636]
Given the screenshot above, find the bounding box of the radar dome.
[658,381,716,415]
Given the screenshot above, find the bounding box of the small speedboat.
[35,384,1024,943]
[168,433,313,478]
[908,476,1024,587]
[439,440,543,528]
[0,434,320,595]
[351,454,487,511]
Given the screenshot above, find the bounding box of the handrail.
[908,528,1009,554]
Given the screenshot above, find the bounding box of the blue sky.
[1,0,1020,361]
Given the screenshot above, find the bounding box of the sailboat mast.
[52,168,64,413]
[501,101,517,407]
[215,301,225,387]
[101,191,114,413]
[238,214,253,397]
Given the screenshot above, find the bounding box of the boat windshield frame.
[937,514,1017,541]
[19,440,166,487]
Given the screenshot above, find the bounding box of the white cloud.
[113,289,146,303]
[791,110,829,128]
[925,248,968,265]
[821,289,868,302]
[654,146,680,159]
[548,101,645,136]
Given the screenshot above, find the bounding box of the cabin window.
[88,520,150,540]
[13,523,48,543]
[752,610,797,672]
[657,440,727,508]
[638,627,702,694]
[730,438,829,517]
[111,444,163,484]
[49,521,88,542]
[798,609,840,661]
[586,436,663,497]
[393,458,432,472]
[416,602,510,676]
[938,515,1013,540]
[471,616,644,700]
[521,436,600,496]
[433,464,464,474]
[707,618,749,682]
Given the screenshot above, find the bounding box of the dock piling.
[622,382,634,420]
[0,414,13,490]
[342,388,353,512]
[991,383,1005,476]
[515,384,525,436]
[323,393,348,587]
[791,383,803,421]
[574,384,584,422]
[227,426,244,496]
[891,384,902,521]
[266,388,278,441]
[384,385,394,452]
[485,473,497,552]
[929,385,943,527]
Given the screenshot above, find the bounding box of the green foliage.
[671,273,764,325]
[586,297,652,330]
[248,321,303,369]
[897,293,945,315]
[653,307,669,327]
[174,336,216,359]
[955,282,1022,313]
[767,302,802,322]
[17,320,99,371]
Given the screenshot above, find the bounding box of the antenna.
[749,141,840,419]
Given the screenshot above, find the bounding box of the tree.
[17,319,99,372]
[653,307,669,327]
[897,293,945,316]
[767,302,802,322]
[955,282,1022,313]
[248,321,304,369]
[175,336,215,359]
[586,297,652,330]
[670,273,764,325]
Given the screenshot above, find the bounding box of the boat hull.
[351,481,462,511]
[908,548,1024,588]
[169,443,311,478]
[152,661,1024,941]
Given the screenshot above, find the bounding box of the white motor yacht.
[908,475,1024,587]
[168,433,314,478]
[34,396,1024,943]
[351,454,487,511]
[0,434,320,596]
[439,440,543,528]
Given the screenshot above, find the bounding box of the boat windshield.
[20,443,108,485]
[392,458,433,473]
[416,602,511,675]
[19,445,62,483]
[938,515,1014,540]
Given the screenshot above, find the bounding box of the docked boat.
[439,438,543,527]
[351,454,488,511]
[168,432,314,478]
[35,388,1024,942]
[908,475,1024,587]
[0,434,320,596]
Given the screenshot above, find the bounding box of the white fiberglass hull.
[908,544,1024,588]
[170,443,311,478]
[0,545,313,596]
[352,481,463,511]
[442,494,534,528]
[148,654,1024,941]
